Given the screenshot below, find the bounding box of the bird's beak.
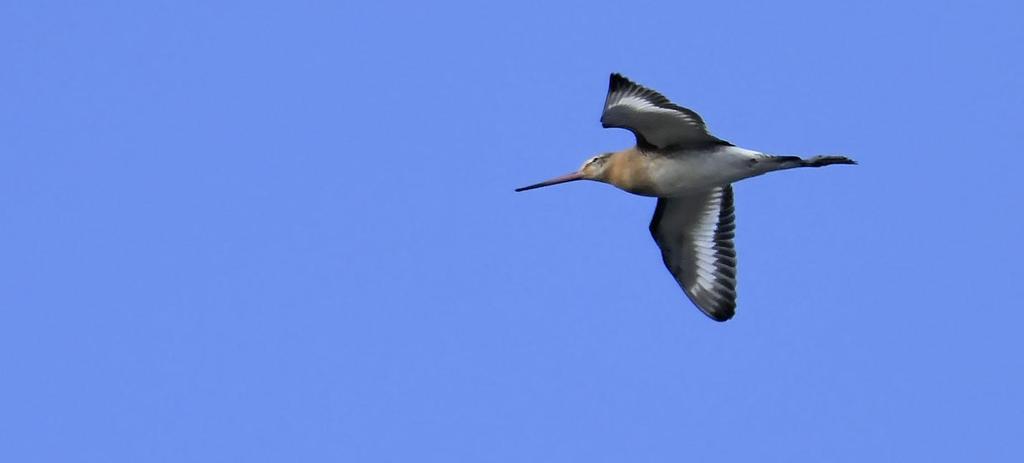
[515,172,584,192]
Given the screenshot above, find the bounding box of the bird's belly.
[649,148,759,197]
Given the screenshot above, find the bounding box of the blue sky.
[2,1,1022,461]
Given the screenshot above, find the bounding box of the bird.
[515,73,855,322]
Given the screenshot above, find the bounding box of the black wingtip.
[706,307,736,322]
[608,73,631,91]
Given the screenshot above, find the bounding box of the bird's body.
[604,145,769,197]
[516,74,855,322]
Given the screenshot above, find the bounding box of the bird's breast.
[604,151,661,197]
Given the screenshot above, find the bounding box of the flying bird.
[516,73,855,322]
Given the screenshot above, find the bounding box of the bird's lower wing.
[649,186,737,321]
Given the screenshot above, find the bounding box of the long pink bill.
[514,172,584,192]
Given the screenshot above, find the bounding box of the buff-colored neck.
[602,147,658,196]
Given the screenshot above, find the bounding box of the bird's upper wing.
[601,73,729,150]
[649,185,737,321]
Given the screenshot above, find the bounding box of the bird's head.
[579,153,613,181]
[515,153,613,192]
